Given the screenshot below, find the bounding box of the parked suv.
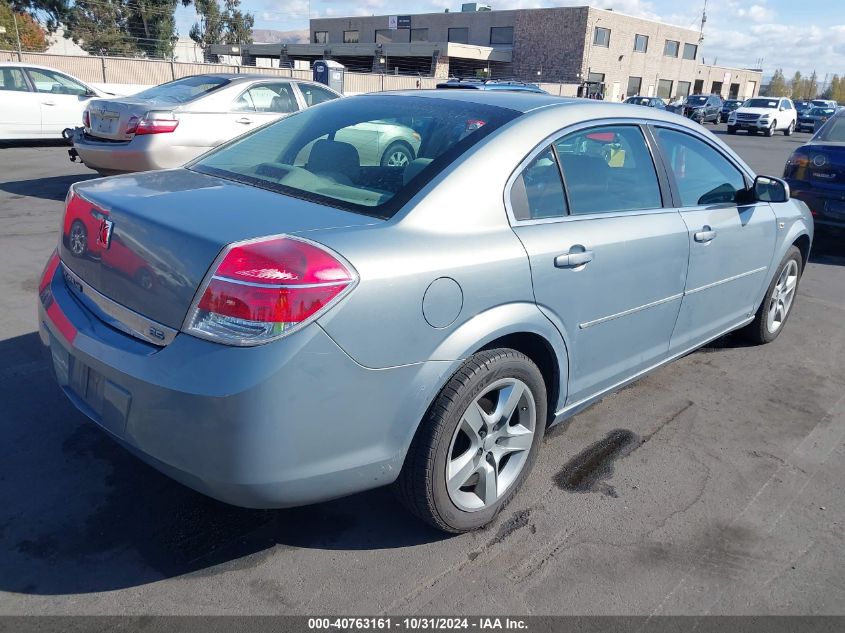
[727,97,797,136]
[681,94,722,124]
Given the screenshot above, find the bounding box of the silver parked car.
[40,92,812,533]
[72,74,351,174]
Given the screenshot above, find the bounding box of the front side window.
[633,34,648,53]
[554,125,662,215]
[448,27,469,44]
[664,40,679,57]
[654,128,746,207]
[490,26,514,45]
[234,83,298,113]
[132,75,229,104]
[0,67,28,92]
[682,43,697,60]
[299,83,339,107]
[193,96,519,218]
[314,31,328,44]
[594,26,611,47]
[26,68,88,96]
[410,28,428,42]
[510,148,567,221]
[343,30,359,43]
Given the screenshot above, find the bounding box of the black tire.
[380,141,414,168]
[741,246,803,345]
[784,120,794,136]
[394,348,547,533]
[68,220,88,257]
[765,120,776,137]
[727,126,737,134]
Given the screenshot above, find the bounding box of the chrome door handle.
[236,117,253,124]
[555,249,594,268]
[694,227,717,243]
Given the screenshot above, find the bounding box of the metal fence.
[0,50,579,96]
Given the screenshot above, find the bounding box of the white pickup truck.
[727,96,797,136]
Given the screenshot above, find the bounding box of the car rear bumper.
[72,131,202,174]
[38,253,448,508]
[789,185,845,230]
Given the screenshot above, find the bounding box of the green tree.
[0,1,48,51]
[789,71,802,98]
[186,0,252,51]
[8,0,67,31]
[822,75,839,100]
[804,70,818,100]
[766,69,788,97]
[65,0,138,56]
[127,0,179,58]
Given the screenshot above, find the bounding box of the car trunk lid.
[806,143,845,186]
[85,97,174,141]
[59,169,379,333]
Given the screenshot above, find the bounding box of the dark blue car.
[784,110,845,233]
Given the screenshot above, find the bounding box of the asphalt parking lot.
[0,123,843,616]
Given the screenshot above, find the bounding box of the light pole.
[12,12,22,60]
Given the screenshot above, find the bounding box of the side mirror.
[753,175,790,203]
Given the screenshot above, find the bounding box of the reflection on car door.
[24,68,91,136]
[0,67,41,138]
[510,124,690,405]
[225,82,300,141]
[652,126,777,352]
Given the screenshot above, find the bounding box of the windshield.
[192,95,520,219]
[724,100,740,107]
[686,96,708,105]
[131,76,231,104]
[743,98,778,109]
[626,97,650,105]
[815,116,845,142]
[809,108,835,116]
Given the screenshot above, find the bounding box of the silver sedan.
[71,74,421,175]
[41,92,812,533]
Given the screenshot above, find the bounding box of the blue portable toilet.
[313,59,345,94]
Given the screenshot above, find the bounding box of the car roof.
[367,89,575,112]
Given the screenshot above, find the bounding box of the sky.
[174,0,845,82]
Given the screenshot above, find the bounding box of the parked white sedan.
[0,63,117,140]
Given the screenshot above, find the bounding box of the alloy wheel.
[767,259,798,333]
[69,222,87,256]
[446,378,536,512]
[385,149,410,167]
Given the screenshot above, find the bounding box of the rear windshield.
[809,108,835,116]
[686,96,708,105]
[743,98,778,108]
[131,76,230,104]
[191,95,520,219]
[815,116,845,142]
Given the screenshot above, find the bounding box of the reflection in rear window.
[191,95,520,219]
[132,76,230,104]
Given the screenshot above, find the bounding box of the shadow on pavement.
[0,332,447,597]
[810,232,845,266]
[0,174,98,202]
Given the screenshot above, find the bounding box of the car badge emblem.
[97,218,113,249]
[812,155,827,167]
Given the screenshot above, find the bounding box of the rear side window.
[0,67,27,91]
[234,83,298,113]
[554,125,662,215]
[132,76,230,105]
[299,83,339,107]
[510,148,567,221]
[654,127,746,206]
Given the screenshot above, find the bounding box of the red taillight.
[82,110,90,128]
[184,236,357,346]
[787,152,809,168]
[127,112,179,136]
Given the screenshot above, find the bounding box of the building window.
[587,71,605,84]
[633,34,648,53]
[448,27,469,44]
[663,40,679,57]
[490,26,514,45]
[593,26,611,47]
[682,43,697,60]
[676,81,691,97]
[343,30,359,44]
[313,31,328,44]
[627,76,642,97]
[657,79,674,99]
[375,29,393,43]
[711,81,723,95]
[410,28,428,42]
